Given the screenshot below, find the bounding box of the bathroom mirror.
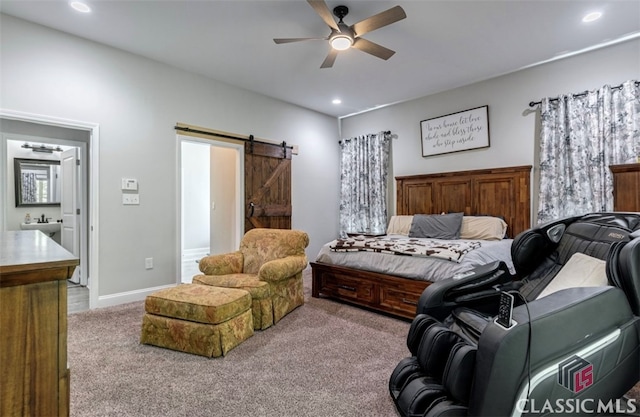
[14,158,61,207]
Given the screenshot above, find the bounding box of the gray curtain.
[537,80,640,223]
[339,131,391,237]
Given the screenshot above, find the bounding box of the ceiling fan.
[273,0,407,68]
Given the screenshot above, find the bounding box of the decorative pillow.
[386,215,414,235]
[460,216,508,241]
[535,252,607,300]
[408,212,464,240]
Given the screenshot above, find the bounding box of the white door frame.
[176,134,244,284]
[1,108,100,309]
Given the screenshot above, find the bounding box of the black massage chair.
[389,212,640,416]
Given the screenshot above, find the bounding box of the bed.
[311,165,532,320]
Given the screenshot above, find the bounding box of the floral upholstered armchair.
[193,228,309,330]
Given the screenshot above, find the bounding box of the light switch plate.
[122,194,140,205]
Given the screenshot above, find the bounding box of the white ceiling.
[1,0,639,118]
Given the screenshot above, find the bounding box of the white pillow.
[386,215,414,235]
[460,216,507,241]
[535,252,607,300]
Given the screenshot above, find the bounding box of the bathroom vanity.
[0,230,78,416]
[20,221,62,241]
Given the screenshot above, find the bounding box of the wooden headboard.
[396,165,532,238]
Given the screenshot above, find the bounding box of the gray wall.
[340,39,640,221]
[1,14,341,304]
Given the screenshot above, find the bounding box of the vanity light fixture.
[21,143,63,154]
[582,11,602,23]
[70,1,91,13]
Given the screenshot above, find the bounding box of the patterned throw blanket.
[330,236,482,263]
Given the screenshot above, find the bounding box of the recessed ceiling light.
[332,98,342,105]
[70,1,91,13]
[582,12,602,23]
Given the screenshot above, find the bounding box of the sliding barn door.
[244,141,292,231]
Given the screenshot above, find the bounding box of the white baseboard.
[96,283,177,308]
[94,249,209,308]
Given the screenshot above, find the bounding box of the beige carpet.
[67,270,640,416]
[68,271,410,417]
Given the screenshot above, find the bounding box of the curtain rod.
[339,131,392,143]
[528,81,640,108]
[174,125,292,149]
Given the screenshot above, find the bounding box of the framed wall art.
[420,105,490,157]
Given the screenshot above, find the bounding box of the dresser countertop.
[0,230,78,277]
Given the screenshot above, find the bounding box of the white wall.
[181,141,210,251]
[0,14,340,302]
[340,39,640,218]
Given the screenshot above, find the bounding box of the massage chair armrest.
[258,255,308,282]
[470,286,637,416]
[417,261,516,321]
[198,250,244,275]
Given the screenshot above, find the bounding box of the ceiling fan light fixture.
[330,35,353,51]
[275,1,406,68]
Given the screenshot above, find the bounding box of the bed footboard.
[311,262,431,320]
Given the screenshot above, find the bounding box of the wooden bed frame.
[311,165,532,320]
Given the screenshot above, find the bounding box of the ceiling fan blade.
[320,49,339,69]
[352,38,395,60]
[273,37,326,44]
[307,0,339,31]
[351,5,406,37]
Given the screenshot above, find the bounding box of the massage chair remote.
[496,291,515,329]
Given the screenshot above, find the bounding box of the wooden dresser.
[0,230,79,417]
[610,163,640,212]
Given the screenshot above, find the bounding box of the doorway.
[4,137,86,285]
[0,110,99,310]
[178,136,244,283]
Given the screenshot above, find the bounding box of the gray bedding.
[315,234,515,283]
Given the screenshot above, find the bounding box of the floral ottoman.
[140,284,253,357]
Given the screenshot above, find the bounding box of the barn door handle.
[249,202,255,217]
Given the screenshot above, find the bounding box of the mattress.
[315,234,515,283]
